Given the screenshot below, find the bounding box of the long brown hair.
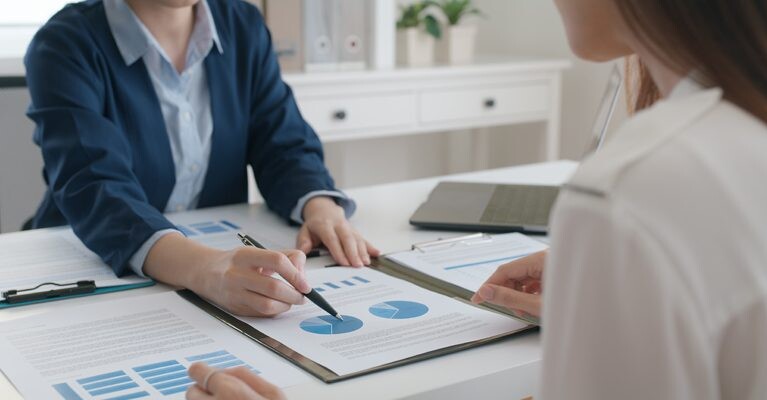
[615,1,767,123]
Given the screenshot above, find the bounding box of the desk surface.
[0,160,577,400]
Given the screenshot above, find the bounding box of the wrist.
[143,233,224,292]
[302,196,341,220]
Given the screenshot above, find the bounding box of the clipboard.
[177,233,540,383]
[177,289,535,383]
[0,279,155,309]
[375,233,542,326]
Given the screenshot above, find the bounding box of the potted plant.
[396,1,441,67]
[435,0,482,64]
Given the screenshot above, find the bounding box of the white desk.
[0,160,577,400]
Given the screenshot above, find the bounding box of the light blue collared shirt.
[103,0,352,275]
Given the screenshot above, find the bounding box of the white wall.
[473,0,627,160]
[0,88,43,232]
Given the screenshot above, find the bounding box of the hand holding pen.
[238,233,344,321]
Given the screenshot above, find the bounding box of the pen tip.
[336,314,344,321]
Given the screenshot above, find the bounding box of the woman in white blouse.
[185,0,767,398]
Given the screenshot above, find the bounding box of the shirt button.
[175,205,184,212]
[183,111,192,121]
[189,163,199,173]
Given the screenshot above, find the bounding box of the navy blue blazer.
[25,0,339,275]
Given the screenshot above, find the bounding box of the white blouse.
[540,78,767,399]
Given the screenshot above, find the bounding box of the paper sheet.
[0,230,148,299]
[0,292,308,400]
[386,233,548,293]
[242,268,527,376]
[166,210,296,251]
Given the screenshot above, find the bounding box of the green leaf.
[424,15,442,39]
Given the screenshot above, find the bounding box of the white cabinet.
[297,92,417,138]
[285,58,570,160]
[419,82,550,125]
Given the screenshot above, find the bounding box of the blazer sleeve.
[25,20,176,275]
[246,13,340,222]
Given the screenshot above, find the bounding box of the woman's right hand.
[187,363,286,400]
[470,251,547,318]
[144,233,311,317]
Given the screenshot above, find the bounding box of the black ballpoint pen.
[237,233,344,321]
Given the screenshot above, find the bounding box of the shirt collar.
[104,0,222,67]
[668,72,707,100]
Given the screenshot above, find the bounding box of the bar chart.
[51,350,257,399]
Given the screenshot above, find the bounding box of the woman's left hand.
[186,363,285,400]
[296,196,380,267]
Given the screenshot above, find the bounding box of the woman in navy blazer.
[25,0,378,316]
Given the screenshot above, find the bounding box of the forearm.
[142,232,223,293]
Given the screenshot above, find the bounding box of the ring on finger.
[202,369,221,393]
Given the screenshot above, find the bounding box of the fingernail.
[478,285,494,301]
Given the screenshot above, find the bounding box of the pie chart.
[369,301,429,320]
[299,315,363,335]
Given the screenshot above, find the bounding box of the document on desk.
[385,233,548,293]
[166,209,295,251]
[0,292,307,400]
[0,230,148,300]
[240,268,527,376]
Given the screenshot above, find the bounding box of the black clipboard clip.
[2,280,96,304]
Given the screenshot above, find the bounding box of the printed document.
[166,209,295,251]
[0,230,148,299]
[242,268,527,376]
[386,233,548,292]
[0,292,307,399]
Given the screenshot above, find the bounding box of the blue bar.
[341,280,355,286]
[138,365,185,378]
[220,220,240,230]
[53,383,83,400]
[89,382,139,396]
[153,377,193,390]
[198,225,227,234]
[77,371,126,385]
[133,360,178,373]
[189,221,215,227]
[105,392,150,400]
[444,254,531,271]
[146,371,188,385]
[203,354,236,366]
[83,376,133,390]
[352,276,370,283]
[314,287,325,292]
[324,282,340,289]
[186,350,229,362]
[214,360,245,369]
[160,384,192,396]
[176,225,198,237]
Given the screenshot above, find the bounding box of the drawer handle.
[333,110,347,121]
[484,98,496,109]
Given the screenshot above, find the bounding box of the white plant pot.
[397,28,435,67]
[437,24,477,65]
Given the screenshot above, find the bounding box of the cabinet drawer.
[297,93,416,136]
[419,83,550,124]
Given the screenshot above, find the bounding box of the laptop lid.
[581,64,623,159]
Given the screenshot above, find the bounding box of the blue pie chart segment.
[369,301,429,320]
[299,315,363,335]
